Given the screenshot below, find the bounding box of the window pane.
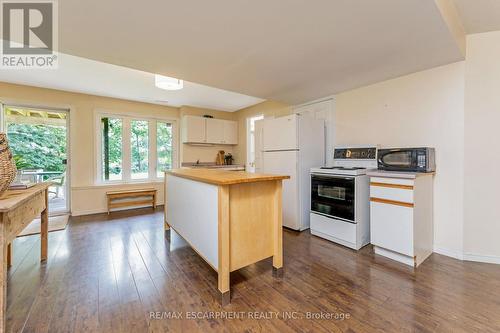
[157,122,173,177]
[101,117,123,181]
[131,120,149,179]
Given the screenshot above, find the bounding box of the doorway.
[2,105,70,215]
[246,114,264,172]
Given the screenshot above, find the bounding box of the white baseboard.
[374,246,415,267]
[72,204,164,217]
[463,253,500,265]
[433,246,464,260]
[433,246,500,265]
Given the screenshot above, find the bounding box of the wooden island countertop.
[165,168,290,185]
[165,168,289,305]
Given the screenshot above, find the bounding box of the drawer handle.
[370,182,413,190]
[370,197,414,208]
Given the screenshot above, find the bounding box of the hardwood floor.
[6,207,500,332]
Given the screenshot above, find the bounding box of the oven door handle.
[311,173,355,180]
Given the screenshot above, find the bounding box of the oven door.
[311,174,355,223]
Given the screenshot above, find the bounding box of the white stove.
[310,166,369,176]
[309,146,377,250]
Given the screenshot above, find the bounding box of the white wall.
[463,31,500,263]
[335,62,465,258]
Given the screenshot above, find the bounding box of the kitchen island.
[165,169,289,305]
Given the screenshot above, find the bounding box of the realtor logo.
[1,0,58,68]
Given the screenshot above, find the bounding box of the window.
[97,113,177,183]
[246,114,264,172]
[101,117,123,181]
[157,122,173,178]
[130,120,149,179]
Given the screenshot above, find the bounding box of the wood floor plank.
[6,231,65,333]
[7,236,38,281]
[108,231,149,333]
[5,207,500,333]
[19,230,71,333]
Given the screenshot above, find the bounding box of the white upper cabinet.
[206,118,225,144]
[182,116,238,145]
[182,115,207,143]
[223,120,238,145]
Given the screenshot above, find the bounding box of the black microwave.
[377,148,435,172]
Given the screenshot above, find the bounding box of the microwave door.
[379,150,415,169]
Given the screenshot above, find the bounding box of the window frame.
[95,110,178,184]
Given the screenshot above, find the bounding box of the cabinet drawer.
[370,201,414,256]
[370,184,414,204]
[370,177,414,186]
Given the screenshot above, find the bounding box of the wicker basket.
[0,133,17,195]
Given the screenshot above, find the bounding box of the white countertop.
[367,170,435,179]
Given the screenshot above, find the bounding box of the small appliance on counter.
[309,146,377,250]
[377,147,435,172]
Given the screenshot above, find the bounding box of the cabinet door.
[182,116,206,143]
[370,201,414,256]
[206,118,225,144]
[223,120,238,144]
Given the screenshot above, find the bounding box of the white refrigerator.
[257,114,325,231]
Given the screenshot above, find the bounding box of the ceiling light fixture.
[154,74,183,90]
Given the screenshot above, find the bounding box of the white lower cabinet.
[368,173,434,267]
[371,202,413,257]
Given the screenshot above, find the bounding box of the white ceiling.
[452,0,500,34]
[0,48,264,111]
[56,0,465,105]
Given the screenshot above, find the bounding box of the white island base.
[165,169,289,305]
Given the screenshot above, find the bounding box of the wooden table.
[0,183,51,332]
[165,169,289,305]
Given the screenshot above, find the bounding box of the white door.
[263,150,299,229]
[263,115,298,151]
[206,118,225,144]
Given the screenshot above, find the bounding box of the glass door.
[3,105,70,215]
